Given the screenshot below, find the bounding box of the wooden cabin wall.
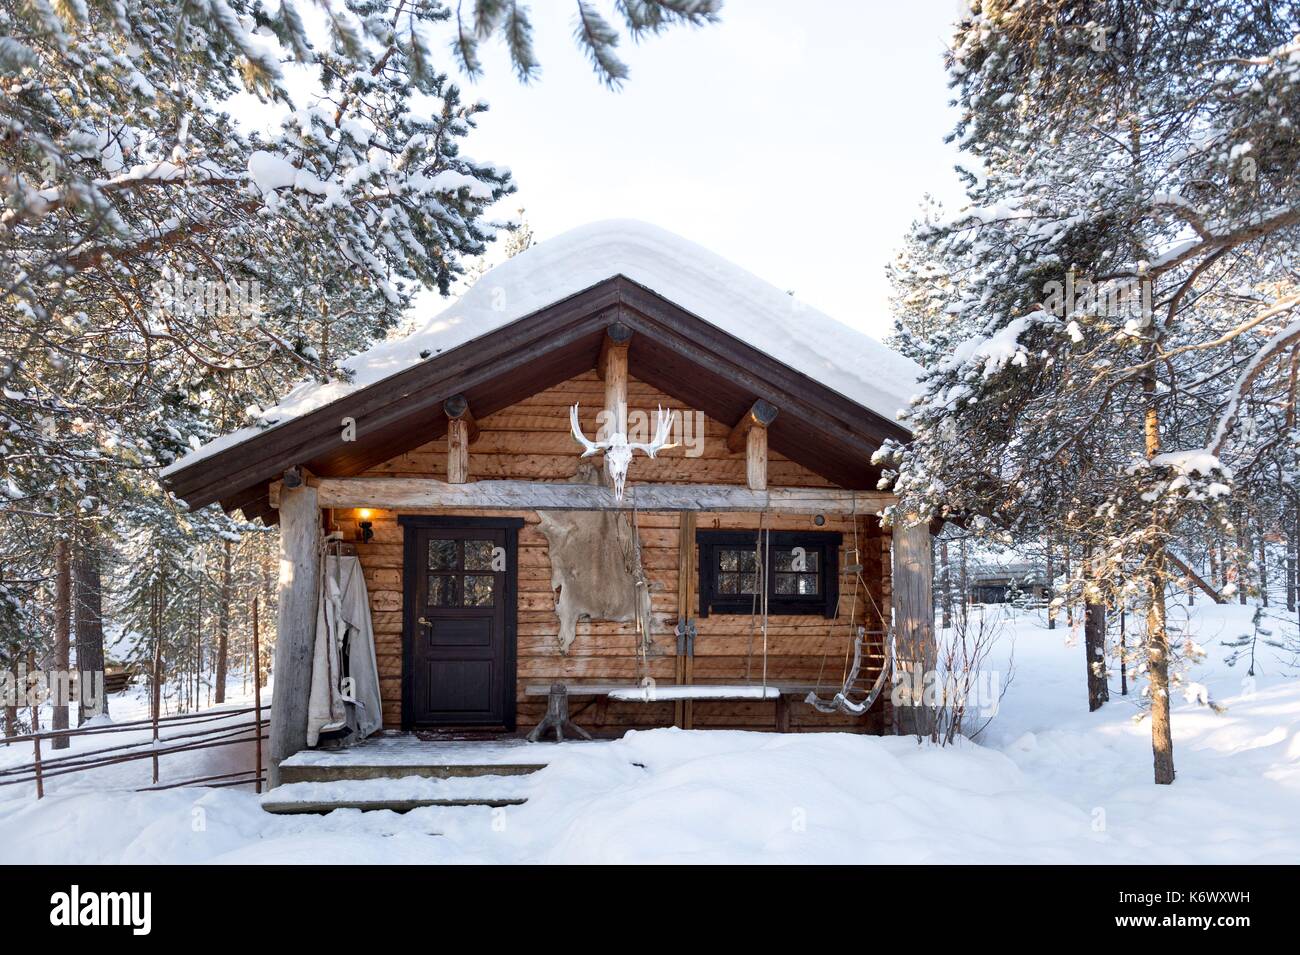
[337,371,893,735]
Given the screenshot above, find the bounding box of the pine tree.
[882,0,1300,784]
[2,2,718,702]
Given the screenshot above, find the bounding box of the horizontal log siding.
[341,372,892,734]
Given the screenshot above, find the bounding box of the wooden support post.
[676,511,697,729]
[600,324,631,438]
[32,730,42,799]
[526,683,593,742]
[892,518,934,738]
[745,426,768,491]
[775,694,790,733]
[253,595,263,794]
[268,475,321,788]
[444,394,477,485]
[727,400,778,490]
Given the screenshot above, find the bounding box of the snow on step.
[278,736,552,782]
[261,773,533,814]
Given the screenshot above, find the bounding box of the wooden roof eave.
[168,275,910,517]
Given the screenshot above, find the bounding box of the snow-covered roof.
[163,219,920,476]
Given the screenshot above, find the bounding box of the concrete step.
[278,737,551,784]
[279,762,545,783]
[261,773,533,815]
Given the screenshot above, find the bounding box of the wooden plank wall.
[337,371,893,735]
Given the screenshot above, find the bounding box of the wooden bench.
[524,681,831,735]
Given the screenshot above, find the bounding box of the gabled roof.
[162,221,920,521]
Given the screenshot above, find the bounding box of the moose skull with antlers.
[570,403,675,502]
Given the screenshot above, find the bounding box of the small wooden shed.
[161,221,933,781]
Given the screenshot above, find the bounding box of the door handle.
[418,616,431,627]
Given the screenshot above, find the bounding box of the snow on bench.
[607,685,782,702]
[524,682,824,700]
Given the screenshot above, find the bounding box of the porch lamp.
[357,508,374,544]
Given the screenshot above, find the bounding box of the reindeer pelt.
[538,462,655,654]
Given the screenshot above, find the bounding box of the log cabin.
[160,221,934,785]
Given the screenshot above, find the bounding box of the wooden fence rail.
[0,705,268,798]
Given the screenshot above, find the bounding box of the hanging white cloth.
[307,554,383,746]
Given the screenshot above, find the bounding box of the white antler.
[568,401,676,502]
[569,403,604,457]
[628,405,676,457]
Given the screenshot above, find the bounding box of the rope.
[805,490,895,716]
[760,515,770,691]
[626,487,651,687]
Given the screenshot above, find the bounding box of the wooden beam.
[281,466,317,490]
[308,477,895,513]
[726,399,779,453]
[892,518,934,738]
[595,322,633,380]
[444,395,477,485]
[745,425,768,491]
[443,394,480,442]
[600,324,631,437]
[676,511,697,729]
[268,482,320,788]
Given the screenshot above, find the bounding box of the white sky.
[454,0,969,339]
[239,2,969,341]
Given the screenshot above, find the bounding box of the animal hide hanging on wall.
[537,461,654,654]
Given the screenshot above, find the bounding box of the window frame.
[695,529,841,618]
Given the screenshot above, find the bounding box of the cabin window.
[696,530,841,618]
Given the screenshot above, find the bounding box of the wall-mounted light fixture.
[357,508,374,544]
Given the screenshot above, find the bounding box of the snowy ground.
[2,600,1297,864]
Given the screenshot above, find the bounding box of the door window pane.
[427,574,456,606]
[464,540,495,571]
[463,575,495,607]
[428,539,457,570]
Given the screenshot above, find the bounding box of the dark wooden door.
[402,518,519,729]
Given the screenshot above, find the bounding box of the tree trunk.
[1143,351,1174,782]
[1084,550,1109,712]
[74,524,107,722]
[151,581,164,722]
[1286,503,1296,613]
[216,541,232,704]
[939,539,952,630]
[1258,527,1268,608]
[958,538,969,624]
[52,536,71,749]
[1045,543,1056,630]
[1118,606,1128,696]
[1063,545,1074,627]
[1236,510,1249,605]
[1147,545,1175,784]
